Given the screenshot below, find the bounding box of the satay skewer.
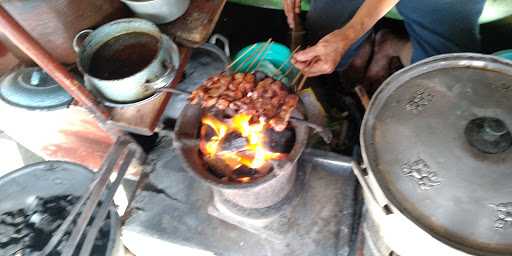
[274,45,301,75]
[225,43,258,71]
[245,38,273,72]
[232,39,271,73]
[297,75,308,92]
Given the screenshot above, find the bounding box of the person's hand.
[292,30,351,77]
[283,0,301,29]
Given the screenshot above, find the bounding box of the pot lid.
[0,67,73,110]
[361,54,512,255]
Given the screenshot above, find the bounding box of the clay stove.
[174,103,308,233]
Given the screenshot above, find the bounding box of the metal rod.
[0,6,109,122]
[61,137,131,256]
[79,146,137,256]
[39,137,130,255]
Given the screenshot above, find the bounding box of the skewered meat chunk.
[244,73,255,82]
[216,98,231,110]
[269,117,287,132]
[202,96,218,108]
[234,73,245,81]
[189,73,299,131]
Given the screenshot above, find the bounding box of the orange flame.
[201,113,283,170]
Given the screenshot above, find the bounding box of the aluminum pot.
[121,0,191,24]
[354,53,512,256]
[0,0,128,65]
[74,18,180,104]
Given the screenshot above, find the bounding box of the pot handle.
[72,29,93,53]
[146,59,176,89]
[209,34,230,57]
[352,161,393,215]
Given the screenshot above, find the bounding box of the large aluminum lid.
[0,67,73,110]
[361,53,512,255]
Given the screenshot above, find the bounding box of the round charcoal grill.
[174,103,308,210]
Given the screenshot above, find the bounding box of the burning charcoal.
[204,157,236,178]
[232,166,258,182]
[220,132,248,152]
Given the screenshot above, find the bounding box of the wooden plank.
[161,0,228,47]
[0,101,114,171]
[107,48,191,135]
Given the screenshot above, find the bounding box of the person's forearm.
[337,0,399,43]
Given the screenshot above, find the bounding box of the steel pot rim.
[360,53,512,256]
[76,18,164,83]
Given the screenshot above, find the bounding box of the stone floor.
[0,130,43,176]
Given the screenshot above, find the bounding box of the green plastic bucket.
[231,42,298,84]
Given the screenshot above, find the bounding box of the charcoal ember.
[204,157,236,179]
[232,166,258,180]
[220,132,248,152]
[265,127,295,153]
